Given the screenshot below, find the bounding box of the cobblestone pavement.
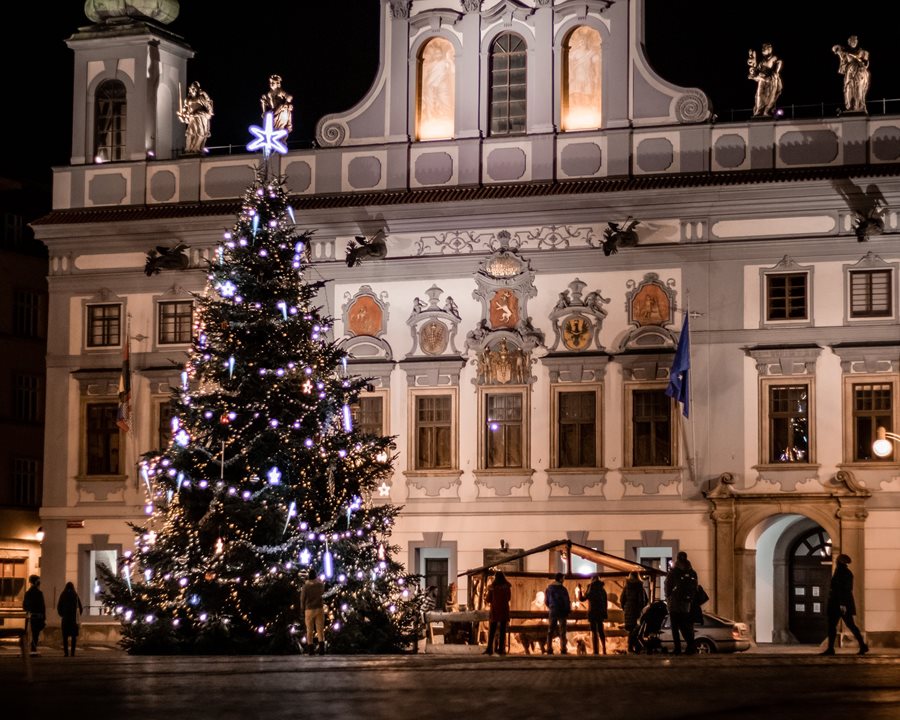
[2,645,899,720]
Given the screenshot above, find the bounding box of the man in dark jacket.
[22,574,45,655]
[579,575,608,655]
[822,553,868,655]
[622,571,648,653]
[665,551,698,655]
[544,573,571,654]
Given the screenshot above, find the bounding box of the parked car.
[659,611,753,654]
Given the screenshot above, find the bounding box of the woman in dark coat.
[621,571,648,653]
[579,575,608,655]
[57,582,83,657]
[484,571,512,656]
[823,554,868,655]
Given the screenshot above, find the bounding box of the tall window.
[87,304,121,347]
[556,390,597,467]
[157,401,176,451]
[352,395,385,437]
[12,458,40,507]
[13,290,40,337]
[87,549,118,616]
[0,559,27,608]
[849,269,891,318]
[417,37,455,140]
[86,402,122,476]
[631,388,672,466]
[489,33,527,136]
[13,374,41,422]
[485,392,524,468]
[415,395,452,470]
[158,301,193,345]
[768,384,809,463]
[563,26,602,131]
[94,80,127,162]
[766,273,808,321]
[851,382,892,461]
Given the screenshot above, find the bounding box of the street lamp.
[872,427,900,458]
[35,526,45,542]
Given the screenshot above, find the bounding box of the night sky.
[2,1,896,188]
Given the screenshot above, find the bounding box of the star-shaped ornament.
[247,112,289,156]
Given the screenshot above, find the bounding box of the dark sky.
[2,1,897,188]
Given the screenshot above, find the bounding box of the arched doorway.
[788,526,832,643]
[706,471,869,637]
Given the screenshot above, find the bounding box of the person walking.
[22,574,45,656]
[300,572,326,655]
[544,573,571,654]
[57,582,84,657]
[665,551,698,655]
[822,553,868,655]
[579,574,608,655]
[621,571,648,653]
[484,571,511,655]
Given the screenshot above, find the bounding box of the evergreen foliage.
[100,166,423,654]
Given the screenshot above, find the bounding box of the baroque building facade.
[32,0,900,646]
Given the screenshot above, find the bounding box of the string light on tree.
[99,162,423,654]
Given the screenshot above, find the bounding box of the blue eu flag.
[666,316,690,418]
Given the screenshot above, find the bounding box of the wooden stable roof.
[459,538,665,578]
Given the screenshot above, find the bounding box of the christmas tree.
[101,157,423,654]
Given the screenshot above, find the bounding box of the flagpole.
[686,294,697,486]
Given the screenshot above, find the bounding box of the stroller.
[633,600,668,654]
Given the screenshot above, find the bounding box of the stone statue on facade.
[832,36,870,114]
[178,81,213,154]
[747,43,783,118]
[261,74,294,133]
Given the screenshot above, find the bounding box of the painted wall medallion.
[490,289,519,329]
[632,284,669,327]
[419,319,449,355]
[348,295,383,336]
[562,315,592,351]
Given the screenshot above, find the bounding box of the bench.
[0,610,33,681]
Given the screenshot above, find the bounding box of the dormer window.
[417,38,455,140]
[489,33,527,136]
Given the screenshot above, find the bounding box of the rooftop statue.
[84,0,179,24]
[833,36,870,114]
[748,43,783,118]
[178,81,214,154]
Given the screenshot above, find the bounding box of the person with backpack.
[665,551,698,655]
[544,573,572,654]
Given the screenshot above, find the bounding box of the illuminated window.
[94,80,127,162]
[417,38,455,140]
[767,384,810,464]
[0,559,27,608]
[563,26,602,131]
[489,33,527,136]
[850,380,894,462]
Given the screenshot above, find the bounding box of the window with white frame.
[849,269,892,318]
[764,381,812,464]
[94,80,127,162]
[553,386,600,468]
[766,272,808,321]
[846,377,896,462]
[489,33,527,136]
[483,388,527,469]
[413,393,453,470]
[626,385,675,467]
[84,401,122,476]
[158,300,193,345]
[86,303,121,347]
[0,558,27,608]
[351,392,387,437]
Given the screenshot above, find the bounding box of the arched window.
[94,80,127,162]
[489,33,527,136]
[563,26,602,131]
[417,38,455,141]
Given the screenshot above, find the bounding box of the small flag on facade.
[117,337,132,433]
[666,315,690,418]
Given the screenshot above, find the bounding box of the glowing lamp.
[873,427,899,458]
